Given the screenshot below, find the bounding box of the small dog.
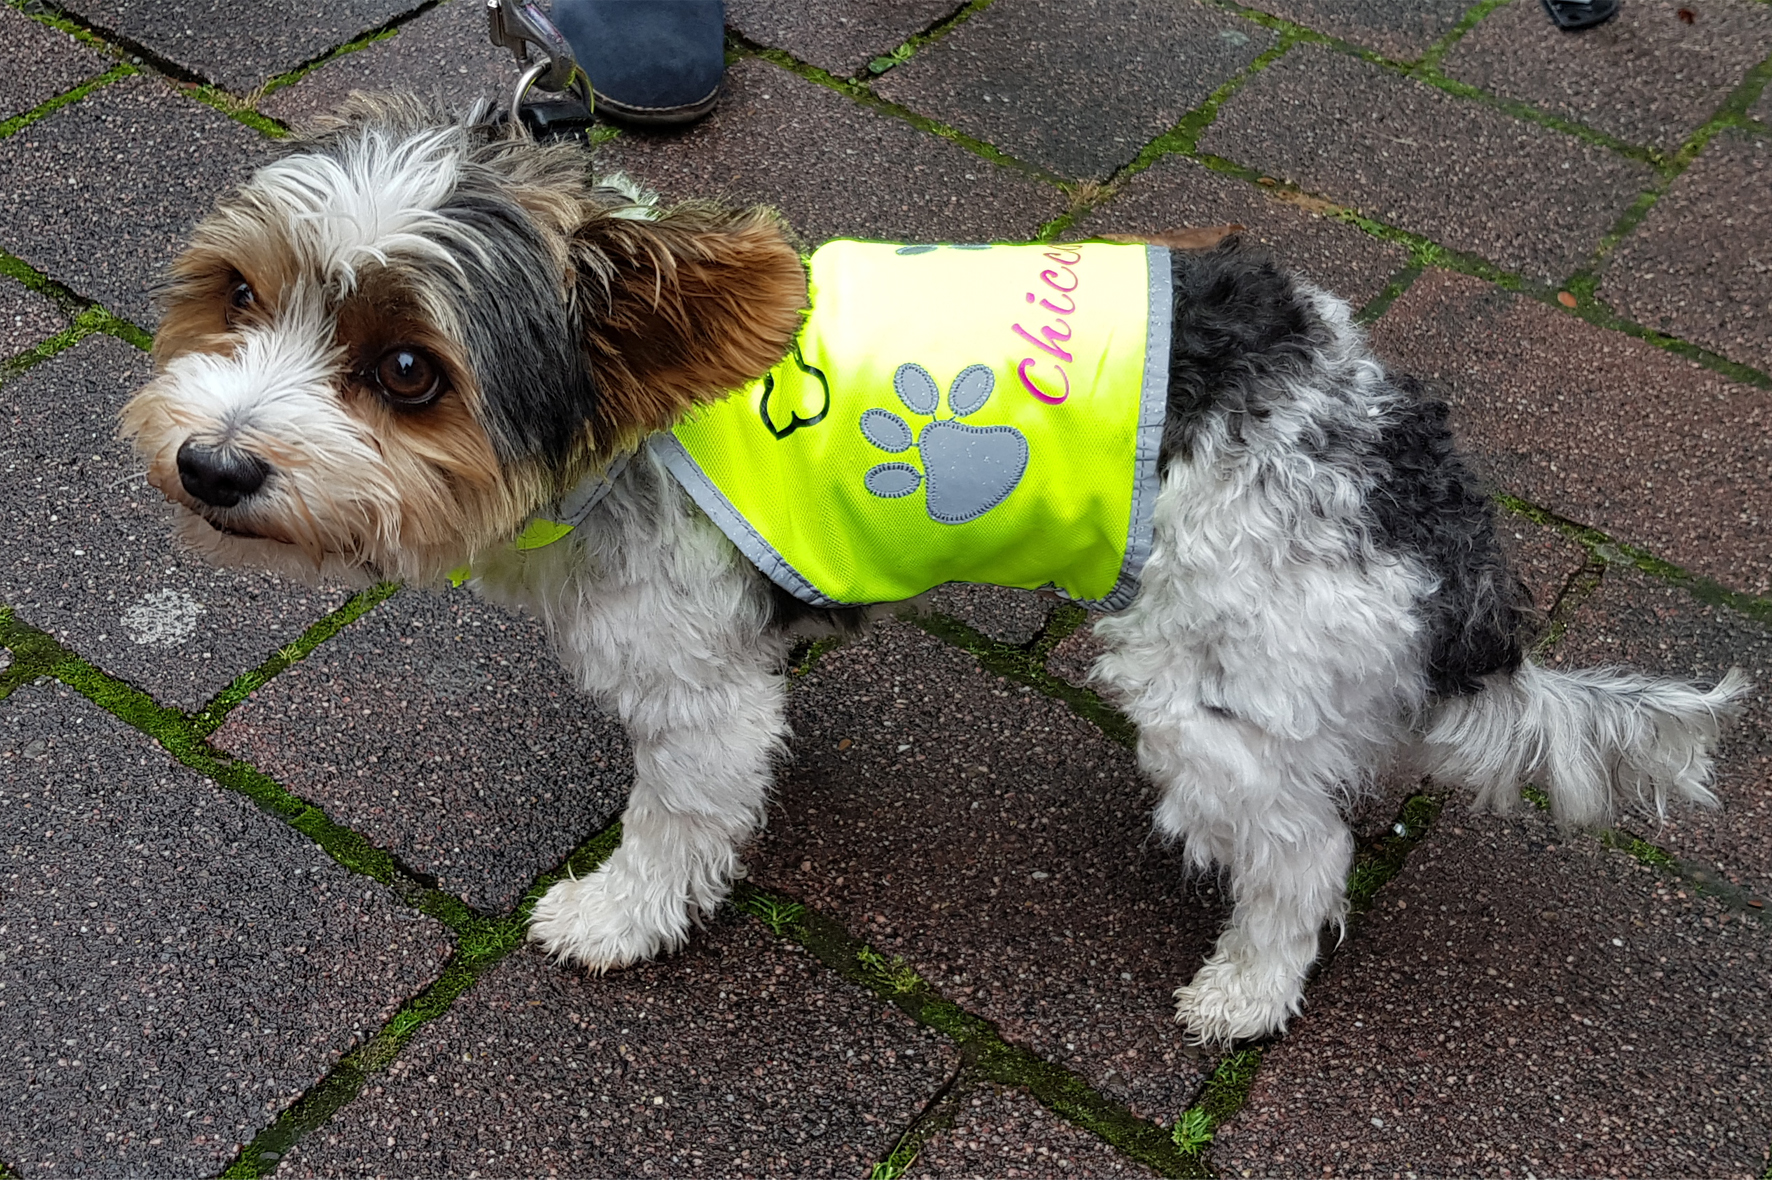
[122,96,1744,1045]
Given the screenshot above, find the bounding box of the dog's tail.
[1414,660,1749,825]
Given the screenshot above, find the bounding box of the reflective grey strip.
[1067,243,1170,611]
[553,452,630,527]
[648,433,838,607]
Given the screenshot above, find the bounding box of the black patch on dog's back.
[1367,384,1527,696]
[1158,239,1333,467]
[1153,238,1525,698]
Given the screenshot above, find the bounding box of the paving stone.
[1371,269,1772,597]
[0,335,349,712]
[908,1083,1158,1178]
[275,917,953,1177]
[1213,803,1772,1177]
[1443,0,1772,153]
[755,620,1223,1123]
[260,0,516,128]
[0,683,449,1178]
[0,282,66,359]
[1547,563,1772,887]
[874,0,1274,181]
[595,58,1065,245]
[1072,154,1411,310]
[1246,0,1473,60]
[0,7,110,124]
[922,584,1054,647]
[727,0,966,78]
[54,0,412,94]
[0,75,274,328]
[213,586,632,914]
[1600,130,1772,377]
[1201,45,1657,284]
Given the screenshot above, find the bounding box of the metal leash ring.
[488,0,593,128]
[509,59,594,128]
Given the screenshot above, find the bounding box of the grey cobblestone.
[1214,805,1772,1177]
[727,0,968,78]
[1441,0,1772,154]
[1248,0,1475,60]
[53,0,414,93]
[213,587,633,914]
[1072,153,1412,309]
[1201,44,1657,284]
[260,0,516,128]
[1600,130,1772,377]
[0,684,449,1178]
[275,921,954,1178]
[0,281,67,359]
[874,0,1274,181]
[595,57,1066,246]
[0,7,111,125]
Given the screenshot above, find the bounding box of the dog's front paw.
[527,869,690,971]
[1173,953,1304,1046]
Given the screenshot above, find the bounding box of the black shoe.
[1540,0,1621,30]
[552,0,725,127]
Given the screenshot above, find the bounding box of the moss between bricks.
[0,250,153,365]
[1567,51,1772,293]
[8,0,123,56]
[863,0,997,80]
[727,36,1067,186]
[731,883,1209,1179]
[190,580,400,735]
[1168,1046,1263,1165]
[898,606,1137,749]
[254,23,400,101]
[1497,493,1772,627]
[1346,794,1443,916]
[1411,0,1515,73]
[865,1057,975,1179]
[0,606,491,929]
[0,61,134,140]
[219,820,623,1179]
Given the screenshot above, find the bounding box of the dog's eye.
[373,346,444,408]
[225,279,256,324]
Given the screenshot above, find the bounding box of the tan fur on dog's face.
[123,93,807,585]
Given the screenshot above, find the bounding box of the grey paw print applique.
[860,362,1030,524]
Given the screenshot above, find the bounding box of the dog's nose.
[176,439,269,508]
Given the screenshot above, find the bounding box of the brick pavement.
[0,0,1767,1175]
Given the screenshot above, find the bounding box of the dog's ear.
[572,204,807,450]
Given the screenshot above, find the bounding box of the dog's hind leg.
[1131,705,1356,1045]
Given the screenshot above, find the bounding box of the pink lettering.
[1011,322,1074,363]
[1040,267,1078,293]
[1010,247,1084,403]
[1018,357,1069,404]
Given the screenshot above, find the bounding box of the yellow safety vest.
[651,240,1171,608]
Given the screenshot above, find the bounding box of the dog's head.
[122,93,806,584]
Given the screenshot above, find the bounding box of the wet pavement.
[0,0,1767,1176]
